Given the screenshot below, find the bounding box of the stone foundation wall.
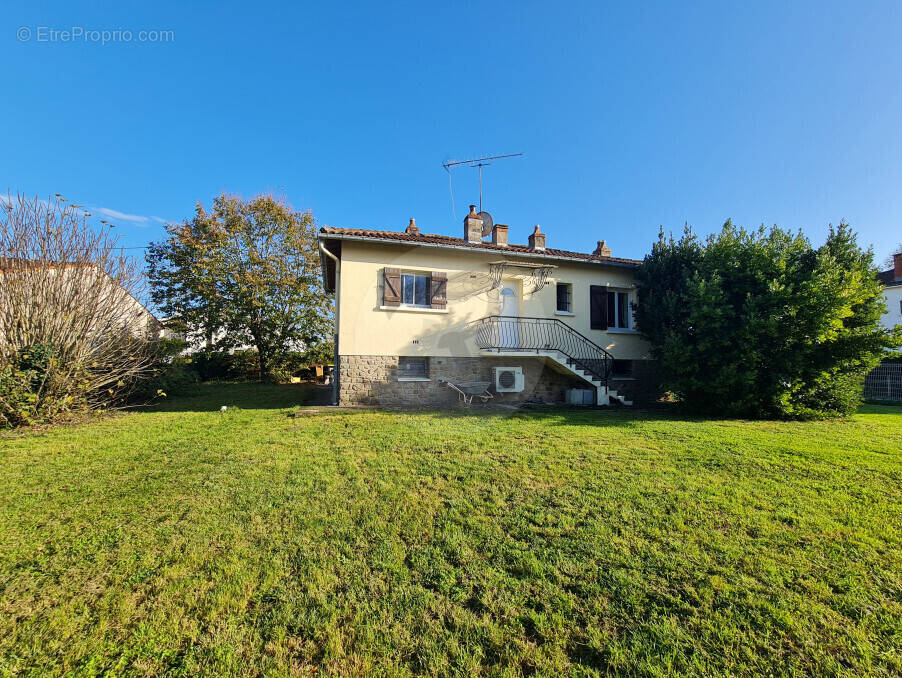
[338,355,589,407]
[338,355,663,408]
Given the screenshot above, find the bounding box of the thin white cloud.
[1,195,169,225]
[94,207,151,224]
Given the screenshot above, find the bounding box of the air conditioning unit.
[494,366,525,393]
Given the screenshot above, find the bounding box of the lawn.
[1,384,901,677]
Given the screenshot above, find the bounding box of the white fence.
[863,363,902,401]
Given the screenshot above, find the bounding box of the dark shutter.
[430,272,447,309]
[590,285,608,330]
[383,268,401,306]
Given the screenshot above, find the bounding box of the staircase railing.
[471,316,614,385]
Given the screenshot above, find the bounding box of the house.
[0,257,160,345]
[318,206,660,407]
[156,319,257,354]
[877,252,902,331]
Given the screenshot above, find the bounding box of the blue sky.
[4,1,902,264]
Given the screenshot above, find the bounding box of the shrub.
[131,361,200,402]
[635,222,901,418]
[169,344,332,385]
[0,193,156,427]
[0,366,36,428]
[183,348,329,383]
[184,349,259,381]
[0,344,90,428]
[185,350,234,381]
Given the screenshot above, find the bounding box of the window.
[401,273,430,307]
[607,291,632,329]
[556,283,572,312]
[398,357,428,379]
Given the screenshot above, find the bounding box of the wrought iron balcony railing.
[472,316,614,385]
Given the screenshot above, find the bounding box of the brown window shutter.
[383,268,401,306]
[430,272,447,309]
[589,285,608,330]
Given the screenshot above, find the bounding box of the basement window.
[398,357,429,380]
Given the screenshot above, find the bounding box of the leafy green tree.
[635,221,899,418]
[147,193,332,379]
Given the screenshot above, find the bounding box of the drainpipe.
[319,240,341,406]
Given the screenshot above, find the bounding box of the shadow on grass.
[506,402,902,428]
[145,381,328,413]
[859,402,902,414]
[145,382,902,424]
[368,400,902,429]
[357,403,690,429]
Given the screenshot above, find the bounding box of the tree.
[635,221,900,418]
[147,193,332,379]
[0,193,157,426]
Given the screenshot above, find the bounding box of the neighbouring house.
[0,257,160,345]
[156,320,256,354]
[318,206,660,407]
[877,252,902,331]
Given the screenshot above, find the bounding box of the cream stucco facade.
[334,239,651,361]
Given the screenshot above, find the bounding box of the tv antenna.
[442,152,523,217]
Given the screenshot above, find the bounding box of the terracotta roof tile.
[319,226,642,266]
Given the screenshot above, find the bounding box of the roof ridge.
[319,226,642,266]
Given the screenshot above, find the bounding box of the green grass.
[1,384,901,677]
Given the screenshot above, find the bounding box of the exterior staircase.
[472,316,632,406]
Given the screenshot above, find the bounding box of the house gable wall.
[882,285,902,330]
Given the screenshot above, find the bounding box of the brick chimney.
[528,224,545,251]
[895,252,902,281]
[405,218,419,235]
[593,240,612,257]
[464,205,483,243]
[491,223,508,246]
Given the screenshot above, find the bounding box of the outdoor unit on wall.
[494,366,525,393]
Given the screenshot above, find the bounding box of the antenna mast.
[443,152,523,213]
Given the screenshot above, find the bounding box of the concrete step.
[608,392,633,406]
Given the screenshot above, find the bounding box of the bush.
[163,343,332,385]
[180,349,259,381]
[635,222,901,418]
[267,350,318,383]
[182,347,329,383]
[131,361,200,402]
[0,193,156,427]
[0,364,41,428]
[0,344,90,428]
